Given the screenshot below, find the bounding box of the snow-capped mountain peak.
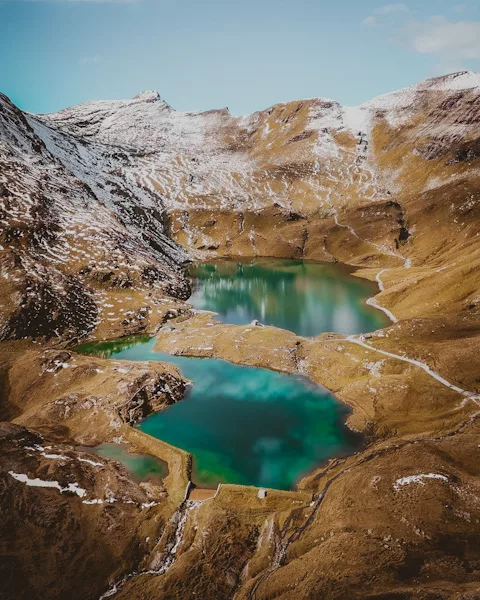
[133,90,163,103]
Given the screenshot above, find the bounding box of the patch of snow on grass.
[394,473,448,491]
[8,472,87,497]
[78,457,104,467]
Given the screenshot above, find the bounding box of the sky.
[1,0,480,115]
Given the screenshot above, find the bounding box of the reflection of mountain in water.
[188,259,388,336]
[75,334,152,358]
[78,337,362,489]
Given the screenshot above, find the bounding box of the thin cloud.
[374,3,410,15]
[79,55,101,64]
[362,5,480,73]
[362,16,378,27]
[405,16,480,60]
[362,4,410,27]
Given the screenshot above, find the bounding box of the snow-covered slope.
[0,93,189,339]
[31,70,480,221]
[1,71,480,337]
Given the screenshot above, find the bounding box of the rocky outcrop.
[0,344,187,445]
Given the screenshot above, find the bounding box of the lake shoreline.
[78,335,363,491]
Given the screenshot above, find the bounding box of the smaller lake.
[91,443,168,483]
[188,259,389,336]
[77,337,361,491]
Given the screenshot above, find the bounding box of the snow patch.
[394,473,448,491]
[9,471,87,497]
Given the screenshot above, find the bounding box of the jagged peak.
[133,90,162,102]
[363,70,480,107]
[419,70,480,91]
[131,90,173,111]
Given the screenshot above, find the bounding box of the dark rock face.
[114,370,188,425]
[2,276,98,339]
[451,137,480,163]
[0,92,190,341]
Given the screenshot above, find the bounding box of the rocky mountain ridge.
[0,91,189,340]
[22,71,480,323]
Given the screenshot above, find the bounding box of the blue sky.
[1,0,480,115]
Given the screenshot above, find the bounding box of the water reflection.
[77,338,361,490]
[75,335,152,358]
[85,442,168,482]
[188,259,388,336]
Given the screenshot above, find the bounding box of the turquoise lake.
[78,337,360,490]
[77,259,385,490]
[92,442,168,483]
[188,258,389,336]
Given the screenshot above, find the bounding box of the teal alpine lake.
[90,442,168,483]
[188,258,389,336]
[77,336,361,490]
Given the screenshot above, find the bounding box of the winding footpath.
[344,334,480,405]
[352,262,480,405]
[365,268,398,323]
[321,150,480,406]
